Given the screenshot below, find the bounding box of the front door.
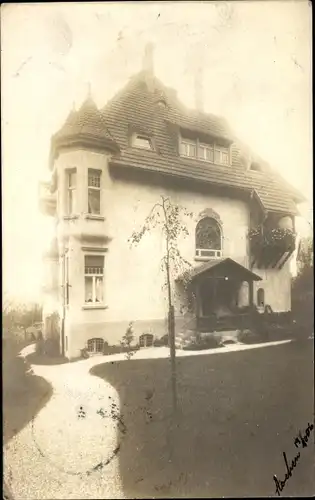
[199,278,238,317]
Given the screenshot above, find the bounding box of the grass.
[3,339,53,445]
[91,340,314,499]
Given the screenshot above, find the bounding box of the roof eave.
[49,134,119,169]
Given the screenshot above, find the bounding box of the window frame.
[87,338,104,354]
[84,255,105,305]
[179,136,230,166]
[195,217,223,261]
[139,333,154,348]
[87,169,102,216]
[180,138,197,158]
[66,168,77,215]
[132,133,153,150]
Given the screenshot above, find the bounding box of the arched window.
[257,288,265,308]
[195,217,222,259]
[87,338,104,353]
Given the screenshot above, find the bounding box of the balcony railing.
[39,181,57,216]
[249,226,296,269]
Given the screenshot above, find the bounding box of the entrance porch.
[180,258,262,333]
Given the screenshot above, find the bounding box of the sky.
[2,1,312,303]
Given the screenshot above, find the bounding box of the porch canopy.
[180,257,262,284]
[177,258,262,329]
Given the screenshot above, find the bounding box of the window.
[195,217,222,259]
[139,333,154,348]
[179,136,230,165]
[180,139,197,158]
[65,253,69,305]
[88,169,101,215]
[250,162,263,172]
[87,338,104,353]
[66,170,76,215]
[84,255,104,304]
[215,146,229,165]
[198,143,214,162]
[62,249,70,305]
[132,134,152,150]
[257,288,265,308]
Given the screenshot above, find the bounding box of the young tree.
[129,195,193,413]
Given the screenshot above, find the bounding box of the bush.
[153,334,169,347]
[183,334,221,351]
[102,344,139,356]
[238,329,264,345]
[80,347,90,359]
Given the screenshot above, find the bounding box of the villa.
[39,44,304,359]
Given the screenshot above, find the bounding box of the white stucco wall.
[48,148,292,358]
[252,263,292,312]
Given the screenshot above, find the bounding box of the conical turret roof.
[51,93,119,162]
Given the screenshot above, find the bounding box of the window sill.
[179,155,230,167]
[195,255,222,262]
[82,304,108,310]
[63,215,79,220]
[85,214,105,221]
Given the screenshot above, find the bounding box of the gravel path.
[3,339,293,499]
[4,347,125,500]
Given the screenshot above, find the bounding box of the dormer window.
[179,135,230,166]
[180,139,197,158]
[199,143,214,162]
[250,162,263,172]
[215,146,229,165]
[132,133,152,150]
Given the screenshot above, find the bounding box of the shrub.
[153,334,169,347]
[183,334,221,351]
[238,329,263,345]
[102,344,139,356]
[80,347,90,359]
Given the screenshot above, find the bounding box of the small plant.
[121,322,137,360]
[80,347,90,359]
[120,321,134,349]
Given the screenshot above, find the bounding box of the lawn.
[3,339,53,445]
[91,340,314,499]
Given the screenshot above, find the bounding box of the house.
[39,43,304,359]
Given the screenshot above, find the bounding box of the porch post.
[195,282,201,319]
[248,280,254,307]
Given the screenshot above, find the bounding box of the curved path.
[4,340,292,499]
[4,346,125,500]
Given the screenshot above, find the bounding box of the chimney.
[142,42,155,92]
[143,42,155,74]
[194,66,204,112]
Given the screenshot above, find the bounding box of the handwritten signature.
[273,421,314,496]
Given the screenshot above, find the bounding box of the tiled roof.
[52,96,117,152]
[103,72,303,214]
[51,70,304,215]
[178,257,262,282]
